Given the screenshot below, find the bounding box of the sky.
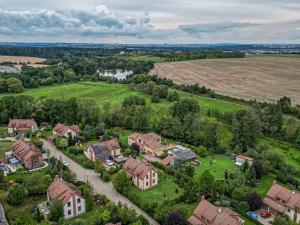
[0,0,300,44]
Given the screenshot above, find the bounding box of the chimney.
[218,208,222,213]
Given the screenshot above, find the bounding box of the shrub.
[7,183,27,205]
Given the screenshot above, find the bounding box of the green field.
[194,155,236,180]
[0,81,241,114]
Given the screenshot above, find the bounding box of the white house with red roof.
[8,119,38,134]
[53,123,80,139]
[235,155,254,167]
[263,182,300,224]
[47,176,86,219]
[123,157,158,190]
[187,196,244,225]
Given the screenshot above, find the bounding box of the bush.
[7,183,27,205]
[102,172,111,182]
[49,200,64,222]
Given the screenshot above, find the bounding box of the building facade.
[263,182,300,224]
[123,157,158,190]
[53,123,80,139]
[47,177,86,220]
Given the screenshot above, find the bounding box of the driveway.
[42,140,159,225]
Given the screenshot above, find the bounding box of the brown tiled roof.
[129,132,162,150]
[124,157,154,179]
[48,176,82,205]
[95,138,120,151]
[8,119,36,128]
[12,140,42,162]
[187,197,243,225]
[161,156,175,166]
[264,183,300,211]
[53,123,80,136]
[236,155,253,161]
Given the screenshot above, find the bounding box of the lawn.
[252,175,275,197]
[0,126,7,137]
[0,141,12,158]
[259,137,300,170]
[0,191,47,225]
[129,170,183,205]
[194,155,237,180]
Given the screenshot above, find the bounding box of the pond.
[98,69,133,80]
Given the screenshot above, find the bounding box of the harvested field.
[150,55,300,105]
[0,55,47,68]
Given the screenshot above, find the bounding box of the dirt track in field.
[150,55,300,105]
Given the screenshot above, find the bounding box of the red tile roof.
[128,132,162,150]
[53,123,80,136]
[12,140,42,162]
[161,156,175,166]
[8,119,37,129]
[187,197,243,225]
[264,183,300,212]
[48,176,82,205]
[124,157,154,180]
[236,155,253,161]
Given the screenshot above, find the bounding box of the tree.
[31,137,43,148]
[79,185,94,211]
[246,192,262,211]
[171,98,200,120]
[55,137,68,149]
[199,170,215,197]
[251,160,264,179]
[277,96,291,113]
[49,200,64,222]
[273,216,290,225]
[153,85,168,98]
[95,159,106,175]
[5,78,23,93]
[167,91,180,102]
[151,93,160,103]
[7,183,27,205]
[113,171,131,195]
[0,170,4,184]
[232,109,260,150]
[164,212,185,225]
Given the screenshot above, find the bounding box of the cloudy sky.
[0,0,300,44]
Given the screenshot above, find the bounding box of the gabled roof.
[236,155,253,161]
[47,176,82,205]
[129,132,162,150]
[161,156,175,166]
[12,140,42,162]
[187,197,242,225]
[8,119,37,128]
[124,157,154,179]
[264,183,300,210]
[53,123,80,136]
[87,139,120,160]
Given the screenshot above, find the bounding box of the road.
[42,140,159,225]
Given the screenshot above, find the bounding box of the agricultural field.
[151,55,300,105]
[0,55,48,68]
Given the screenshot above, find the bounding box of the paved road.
[43,140,159,225]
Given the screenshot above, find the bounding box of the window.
[146,182,148,186]
[78,206,81,212]
[77,198,81,203]
[146,175,148,179]
[68,210,72,215]
[67,201,71,207]
[153,179,155,183]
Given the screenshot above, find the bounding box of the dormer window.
[67,201,71,207]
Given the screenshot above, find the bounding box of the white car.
[74,177,82,182]
[105,160,114,167]
[63,160,68,166]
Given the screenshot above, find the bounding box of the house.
[161,156,176,166]
[47,176,86,220]
[168,145,197,163]
[263,182,300,224]
[235,155,254,167]
[84,138,121,162]
[187,196,244,225]
[53,123,80,139]
[8,119,38,134]
[12,140,43,170]
[128,133,166,156]
[123,157,158,190]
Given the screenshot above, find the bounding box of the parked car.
[105,160,114,167]
[260,211,272,218]
[247,211,258,220]
[63,160,68,166]
[74,177,82,182]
